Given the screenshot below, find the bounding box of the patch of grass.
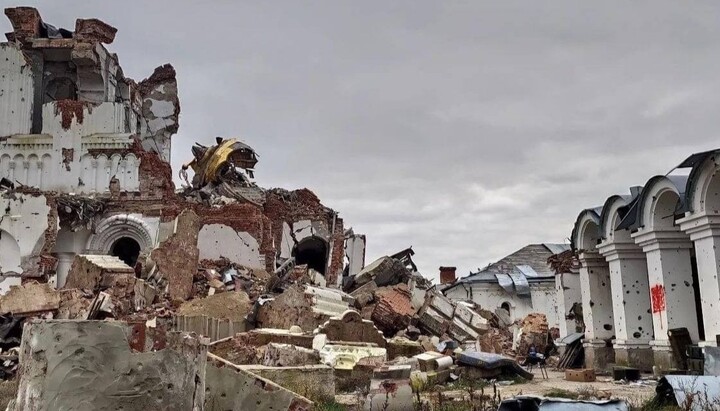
[543,388,580,400]
[315,400,348,411]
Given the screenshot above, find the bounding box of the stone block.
[387,337,423,360]
[64,254,134,290]
[205,354,313,411]
[263,343,321,367]
[315,310,386,347]
[373,365,411,380]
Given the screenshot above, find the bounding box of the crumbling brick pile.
[0,7,563,410]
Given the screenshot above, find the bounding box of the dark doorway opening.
[690,246,705,341]
[293,237,328,275]
[111,237,141,267]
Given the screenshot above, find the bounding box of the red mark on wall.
[651,284,666,314]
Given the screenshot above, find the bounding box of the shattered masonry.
[0,6,594,411]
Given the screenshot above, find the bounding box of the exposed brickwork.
[151,209,200,301]
[264,189,345,284]
[371,284,415,336]
[74,18,117,44]
[54,100,92,130]
[4,7,41,43]
[439,267,456,285]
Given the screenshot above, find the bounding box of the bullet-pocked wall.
[573,149,720,371]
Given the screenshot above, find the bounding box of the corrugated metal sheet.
[509,271,530,296]
[0,44,34,136]
[495,273,514,293]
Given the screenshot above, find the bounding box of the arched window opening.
[500,302,511,316]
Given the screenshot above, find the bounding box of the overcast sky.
[6,1,720,281]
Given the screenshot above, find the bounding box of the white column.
[578,253,614,342]
[54,252,76,289]
[598,243,654,346]
[634,230,699,343]
[556,271,581,337]
[680,214,720,346]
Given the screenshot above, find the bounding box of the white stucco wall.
[555,272,582,337]
[0,193,51,276]
[445,281,564,328]
[0,101,140,194]
[0,43,34,136]
[345,234,366,276]
[198,224,263,269]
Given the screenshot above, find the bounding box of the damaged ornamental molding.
[85,213,154,254]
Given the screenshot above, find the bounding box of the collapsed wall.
[0,6,361,298]
[11,320,207,411]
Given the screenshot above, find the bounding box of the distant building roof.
[442,243,570,294]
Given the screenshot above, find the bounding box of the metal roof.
[443,244,565,294]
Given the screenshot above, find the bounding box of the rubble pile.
[0,7,566,410]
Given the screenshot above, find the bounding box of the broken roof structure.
[443,243,571,295]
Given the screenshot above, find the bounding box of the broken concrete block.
[315,310,386,347]
[209,329,315,365]
[0,282,59,315]
[263,343,321,367]
[387,337,423,360]
[64,254,134,290]
[318,343,387,371]
[99,273,137,317]
[151,209,200,301]
[12,320,207,411]
[350,280,377,308]
[373,365,412,380]
[256,284,348,332]
[414,352,444,372]
[205,354,313,411]
[355,257,409,288]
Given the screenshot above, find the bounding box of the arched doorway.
[293,236,328,275]
[111,237,140,267]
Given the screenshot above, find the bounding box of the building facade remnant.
[572,149,720,371]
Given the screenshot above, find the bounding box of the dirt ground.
[494,370,656,404]
[335,370,657,408]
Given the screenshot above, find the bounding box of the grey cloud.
[6,1,720,282]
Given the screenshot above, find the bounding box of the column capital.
[632,229,693,251]
[678,213,720,240]
[578,252,606,268]
[597,241,646,261]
